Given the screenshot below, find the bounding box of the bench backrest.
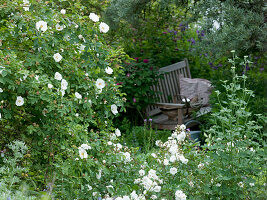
[147,58,191,117]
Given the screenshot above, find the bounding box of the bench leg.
[177,108,183,125]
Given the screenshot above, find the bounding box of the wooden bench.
[146,58,193,130]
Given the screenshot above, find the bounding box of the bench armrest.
[154,103,186,109]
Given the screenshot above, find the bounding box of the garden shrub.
[0,0,125,195]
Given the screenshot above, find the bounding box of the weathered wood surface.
[147,58,191,130]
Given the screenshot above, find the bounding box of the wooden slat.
[159,61,187,73]
[146,58,191,129]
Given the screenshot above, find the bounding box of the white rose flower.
[116,143,122,149]
[180,124,186,130]
[151,153,157,158]
[60,9,66,14]
[151,195,157,199]
[153,186,161,193]
[198,163,204,169]
[115,128,121,137]
[111,104,118,115]
[55,72,63,81]
[139,169,145,176]
[80,144,91,150]
[78,147,88,159]
[175,190,187,200]
[177,131,186,142]
[87,185,92,190]
[53,53,63,62]
[178,154,188,164]
[48,84,53,89]
[16,96,24,106]
[61,89,65,97]
[163,159,169,166]
[95,78,105,89]
[170,167,177,175]
[130,191,138,199]
[170,155,176,162]
[107,141,112,145]
[99,22,109,33]
[89,13,99,22]
[0,88,3,93]
[22,0,30,11]
[36,20,47,32]
[122,196,130,200]
[96,169,102,180]
[238,182,244,188]
[61,79,68,90]
[55,23,64,31]
[122,152,131,162]
[105,67,113,74]
[75,92,82,99]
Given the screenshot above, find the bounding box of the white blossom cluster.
[155,125,188,165]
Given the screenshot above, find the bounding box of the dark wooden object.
[146,58,192,130]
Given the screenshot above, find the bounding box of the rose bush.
[0,0,125,194]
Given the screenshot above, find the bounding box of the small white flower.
[87,185,92,190]
[249,183,255,187]
[60,9,66,14]
[75,92,82,99]
[36,21,47,32]
[61,89,65,97]
[55,23,64,31]
[151,153,157,158]
[216,183,221,187]
[122,196,130,200]
[180,124,186,130]
[163,159,169,166]
[80,144,91,150]
[48,84,53,89]
[85,73,89,76]
[139,169,145,176]
[0,113,1,119]
[22,0,30,11]
[198,163,204,169]
[170,167,177,175]
[0,88,3,93]
[53,53,63,62]
[111,104,118,115]
[115,128,121,137]
[170,155,176,162]
[105,66,113,74]
[177,131,186,142]
[95,78,105,89]
[175,190,187,200]
[75,113,79,117]
[107,141,112,145]
[54,72,62,80]
[189,181,194,187]
[78,147,88,159]
[89,13,99,22]
[16,96,24,106]
[96,169,102,180]
[153,186,161,193]
[151,195,157,200]
[35,75,39,81]
[238,182,244,188]
[78,34,84,40]
[99,22,109,33]
[61,79,68,90]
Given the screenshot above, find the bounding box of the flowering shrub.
[0,0,125,193]
[117,59,162,113]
